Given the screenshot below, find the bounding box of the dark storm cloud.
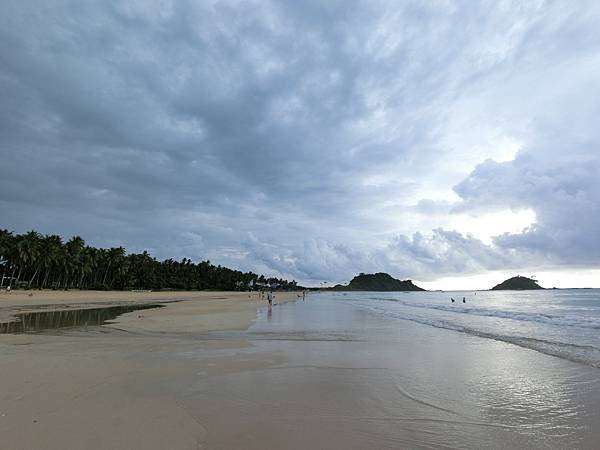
[1,0,600,285]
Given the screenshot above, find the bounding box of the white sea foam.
[367,297,600,330]
[348,290,600,368]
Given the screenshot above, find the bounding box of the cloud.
[386,229,518,278]
[1,0,600,286]
[455,146,600,264]
[451,41,600,266]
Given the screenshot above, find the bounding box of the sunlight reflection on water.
[232,291,600,448]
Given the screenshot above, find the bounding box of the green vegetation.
[491,276,543,290]
[0,229,298,291]
[332,273,425,291]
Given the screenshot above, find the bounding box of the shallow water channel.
[0,303,163,333]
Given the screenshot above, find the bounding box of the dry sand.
[0,290,299,449]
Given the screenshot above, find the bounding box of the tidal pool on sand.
[0,303,164,333]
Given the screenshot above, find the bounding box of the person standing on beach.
[267,291,274,308]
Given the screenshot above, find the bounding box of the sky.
[1,0,600,289]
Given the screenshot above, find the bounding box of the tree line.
[0,229,299,291]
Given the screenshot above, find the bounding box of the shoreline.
[1,290,598,448]
[0,289,300,332]
[0,290,302,449]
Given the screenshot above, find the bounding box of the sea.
[201,289,600,449]
[344,289,600,369]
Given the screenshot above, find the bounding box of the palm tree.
[64,236,85,289]
[39,234,62,288]
[14,231,41,288]
[0,229,301,292]
[102,247,125,288]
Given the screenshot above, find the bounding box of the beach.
[0,290,298,449]
[1,289,599,449]
[0,290,294,331]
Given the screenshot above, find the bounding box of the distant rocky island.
[491,276,544,290]
[332,273,425,291]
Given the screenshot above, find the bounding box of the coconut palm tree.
[39,234,62,288]
[0,229,301,291]
[13,230,41,287]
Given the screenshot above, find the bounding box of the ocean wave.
[359,303,600,368]
[365,296,600,330]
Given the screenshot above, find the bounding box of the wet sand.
[185,295,600,449]
[1,290,598,449]
[0,290,298,449]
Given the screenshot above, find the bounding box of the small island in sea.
[491,276,544,290]
[332,272,425,291]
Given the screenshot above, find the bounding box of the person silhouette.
[462,297,466,303]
